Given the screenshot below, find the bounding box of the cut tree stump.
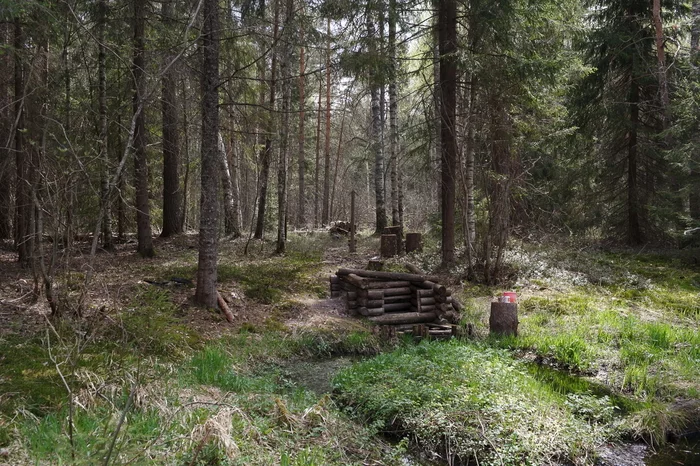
[368,259,384,271]
[405,232,423,253]
[489,302,518,336]
[381,234,398,258]
[383,226,403,253]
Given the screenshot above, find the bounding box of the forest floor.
[0,232,699,465]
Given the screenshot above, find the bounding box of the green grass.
[334,340,619,465]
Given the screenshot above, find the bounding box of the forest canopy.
[1,0,700,290]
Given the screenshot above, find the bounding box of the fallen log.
[217,292,235,323]
[410,305,436,313]
[416,280,448,297]
[358,298,384,308]
[383,294,411,304]
[383,302,412,312]
[368,312,437,325]
[405,263,425,275]
[451,296,464,312]
[358,307,385,317]
[357,289,384,300]
[383,287,411,297]
[411,297,436,306]
[337,268,439,284]
[364,280,411,289]
[346,291,358,300]
[338,273,366,289]
[413,288,435,298]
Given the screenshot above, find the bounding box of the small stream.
[527,363,700,466]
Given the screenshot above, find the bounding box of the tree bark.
[314,74,323,228]
[196,0,221,308]
[277,0,294,253]
[438,0,457,266]
[652,0,669,123]
[628,74,642,245]
[14,18,32,267]
[219,132,240,237]
[98,0,114,251]
[161,0,183,238]
[322,18,332,226]
[254,0,279,239]
[296,19,306,228]
[389,0,399,227]
[133,0,154,257]
[689,1,700,219]
[0,23,12,240]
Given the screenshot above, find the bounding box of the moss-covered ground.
[1,235,698,465]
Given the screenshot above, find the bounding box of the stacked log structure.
[329,267,460,338]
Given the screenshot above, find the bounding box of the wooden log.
[336,268,439,284]
[383,294,411,304]
[347,300,358,309]
[358,298,384,308]
[410,305,436,313]
[412,324,429,338]
[331,291,341,298]
[357,289,384,300]
[383,287,411,297]
[489,302,518,336]
[338,273,366,289]
[410,297,436,306]
[330,275,340,284]
[381,234,398,258]
[416,280,448,297]
[217,292,235,323]
[368,312,437,325]
[413,288,435,298]
[365,280,411,289]
[405,232,422,253]
[451,296,464,312]
[383,302,412,312]
[405,263,425,275]
[346,291,358,300]
[367,259,384,271]
[358,307,384,317]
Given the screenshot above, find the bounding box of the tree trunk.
[219,132,240,237]
[438,0,457,266]
[652,0,669,123]
[133,0,154,257]
[196,0,221,308]
[628,74,642,245]
[689,0,700,220]
[229,127,242,235]
[161,0,183,238]
[314,74,323,228]
[0,23,11,240]
[322,18,332,226]
[330,86,350,219]
[14,18,32,267]
[277,0,294,253]
[389,0,399,227]
[296,21,306,228]
[98,0,114,251]
[254,0,279,240]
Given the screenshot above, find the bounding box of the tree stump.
[489,302,518,336]
[381,234,398,258]
[368,259,384,271]
[383,226,403,253]
[405,232,423,253]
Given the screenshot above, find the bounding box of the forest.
[0,0,699,464]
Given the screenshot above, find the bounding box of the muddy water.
[645,434,700,466]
